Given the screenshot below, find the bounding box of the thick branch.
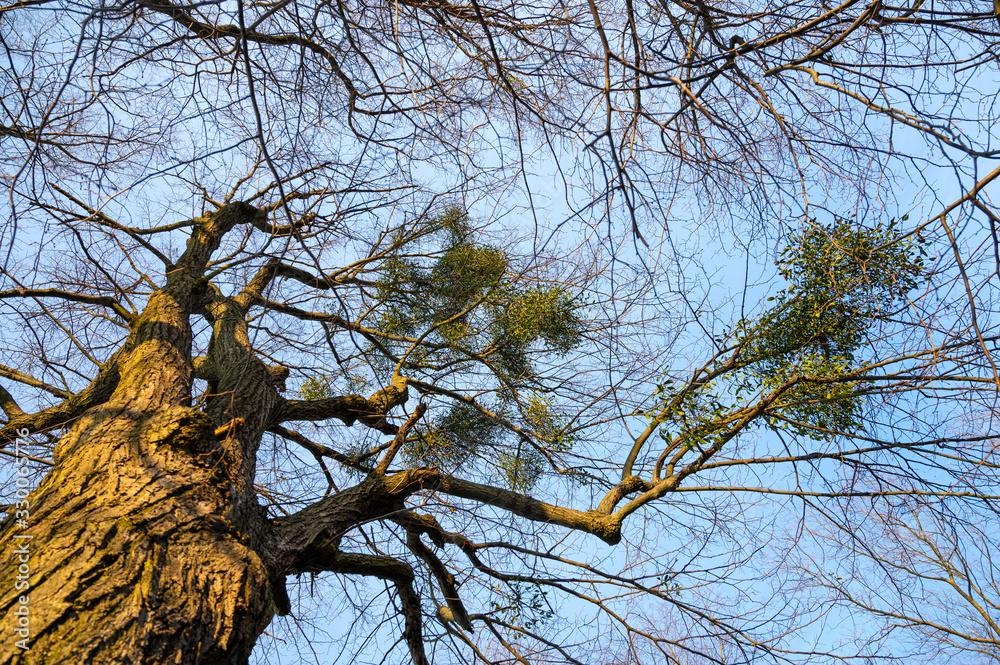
[192,356,216,382]
[277,537,431,665]
[406,531,473,632]
[0,348,125,445]
[274,474,439,665]
[233,260,280,311]
[0,385,24,418]
[100,203,266,417]
[171,202,266,283]
[375,402,428,474]
[328,551,415,581]
[276,374,409,434]
[273,472,620,662]
[431,475,622,545]
[275,468,438,572]
[596,475,653,514]
[279,469,621,549]
[248,210,312,237]
[273,262,345,290]
[330,552,430,665]
[393,511,474,550]
[235,259,353,311]
[198,288,287,525]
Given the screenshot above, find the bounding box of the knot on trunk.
[144,407,220,464]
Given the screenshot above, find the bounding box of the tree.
[0,1,998,664]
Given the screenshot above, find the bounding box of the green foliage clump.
[490,286,583,354]
[404,403,503,472]
[402,393,575,492]
[496,447,546,494]
[777,216,926,314]
[372,206,584,382]
[496,394,574,492]
[374,207,584,489]
[489,580,555,631]
[736,216,927,436]
[297,375,337,401]
[432,243,507,315]
[487,286,583,379]
[297,373,368,400]
[522,393,574,452]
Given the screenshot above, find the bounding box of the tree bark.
[0,405,275,665]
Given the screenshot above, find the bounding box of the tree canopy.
[0,1,999,664]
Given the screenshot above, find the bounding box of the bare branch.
[0,288,136,325]
[0,348,125,446]
[374,402,428,475]
[431,475,623,545]
[0,364,71,400]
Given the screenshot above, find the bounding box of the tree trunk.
[0,405,275,665]
[0,204,282,664]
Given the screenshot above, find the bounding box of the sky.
[1,3,1000,664]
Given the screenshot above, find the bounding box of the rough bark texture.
[0,406,274,665]
[0,204,278,665]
